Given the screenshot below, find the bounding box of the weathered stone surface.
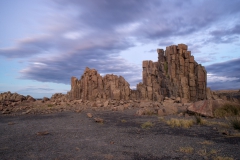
[94,118,104,123]
[87,113,93,118]
[134,44,207,102]
[0,91,27,102]
[69,67,130,101]
[68,43,208,103]
[187,99,225,117]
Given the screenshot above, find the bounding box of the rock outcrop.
[69,67,131,101]
[187,99,225,117]
[133,44,207,102]
[69,44,207,103]
[0,91,35,114]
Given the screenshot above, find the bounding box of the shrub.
[227,116,240,130]
[194,114,205,125]
[158,116,165,121]
[213,156,233,160]
[121,119,127,123]
[214,103,240,118]
[179,147,194,153]
[166,118,194,128]
[141,121,153,129]
[47,104,53,107]
[199,140,213,145]
[145,110,156,115]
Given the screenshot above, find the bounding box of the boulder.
[27,96,36,102]
[187,99,225,117]
[42,97,50,103]
[87,113,93,118]
[103,100,109,107]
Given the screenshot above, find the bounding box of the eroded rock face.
[0,91,36,114]
[133,44,207,102]
[187,99,225,117]
[69,67,131,101]
[69,44,207,103]
[0,91,36,103]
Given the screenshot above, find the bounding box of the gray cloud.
[208,80,240,90]
[206,24,240,44]
[19,38,141,87]
[158,41,174,47]
[206,58,240,90]
[1,0,240,91]
[0,35,55,58]
[206,58,240,78]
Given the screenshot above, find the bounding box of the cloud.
[207,80,240,90]
[194,56,216,64]
[158,41,174,47]
[19,38,141,87]
[206,58,240,90]
[2,0,240,91]
[0,35,54,58]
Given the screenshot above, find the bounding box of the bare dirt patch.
[0,109,239,160]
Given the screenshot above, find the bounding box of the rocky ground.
[1,109,240,160]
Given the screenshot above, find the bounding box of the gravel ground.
[0,109,239,160]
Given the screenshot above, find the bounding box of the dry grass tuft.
[214,103,240,118]
[213,156,234,160]
[199,140,213,145]
[47,104,54,107]
[227,116,240,130]
[179,147,194,153]
[145,110,156,115]
[205,121,230,128]
[141,121,154,129]
[197,148,207,156]
[158,116,165,121]
[209,149,217,155]
[166,118,194,128]
[198,148,217,157]
[121,119,127,123]
[194,114,207,125]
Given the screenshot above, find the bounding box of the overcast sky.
[1,0,240,98]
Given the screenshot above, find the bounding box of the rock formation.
[133,44,207,102]
[69,67,131,101]
[69,44,207,103]
[0,91,35,114]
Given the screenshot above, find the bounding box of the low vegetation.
[199,149,217,156]
[158,116,165,121]
[178,147,194,153]
[194,114,207,125]
[214,103,240,118]
[121,119,127,123]
[213,156,234,160]
[141,121,154,129]
[145,110,156,115]
[199,140,213,145]
[166,118,194,128]
[47,104,54,108]
[227,116,240,131]
[206,121,229,128]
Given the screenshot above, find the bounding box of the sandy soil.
[0,109,239,160]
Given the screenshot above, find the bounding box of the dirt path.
[0,110,239,160]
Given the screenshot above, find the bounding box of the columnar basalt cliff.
[133,44,207,102]
[69,44,207,102]
[70,67,131,101]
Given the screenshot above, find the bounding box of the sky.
[0,0,240,98]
